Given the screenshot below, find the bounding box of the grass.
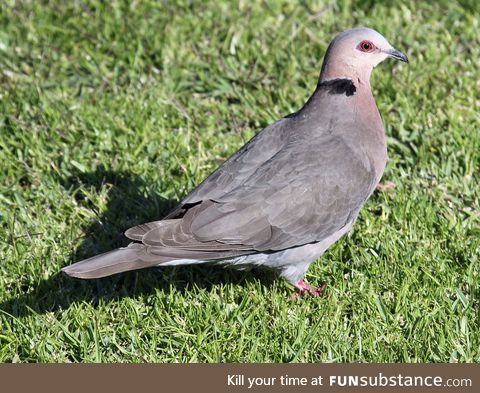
[0,0,479,362]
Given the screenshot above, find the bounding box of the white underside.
[159,220,354,284]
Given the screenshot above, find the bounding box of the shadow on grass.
[1,168,275,318]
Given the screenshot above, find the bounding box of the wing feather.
[123,83,381,259]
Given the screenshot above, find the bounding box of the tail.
[61,243,173,279]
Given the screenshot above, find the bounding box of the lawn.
[0,0,479,362]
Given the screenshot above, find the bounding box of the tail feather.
[62,243,172,279]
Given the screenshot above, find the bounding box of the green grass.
[0,0,479,362]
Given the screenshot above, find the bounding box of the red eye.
[357,40,375,52]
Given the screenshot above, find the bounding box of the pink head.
[319,27,407,84]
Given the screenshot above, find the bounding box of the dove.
[62,27,407,297]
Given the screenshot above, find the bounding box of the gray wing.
[127,83,378,257]
[184,133,377,251]
[127,134,377,256]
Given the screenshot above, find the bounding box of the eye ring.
[357,40,376,52]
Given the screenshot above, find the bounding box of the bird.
[62,27,408,297]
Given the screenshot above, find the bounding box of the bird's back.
[130,78,385,253]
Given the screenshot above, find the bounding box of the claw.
[293,279,326,298]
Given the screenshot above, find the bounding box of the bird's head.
[320,27,408,84]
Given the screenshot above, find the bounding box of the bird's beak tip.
[386,48,408,63]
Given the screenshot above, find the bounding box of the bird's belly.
[226,219,355,269]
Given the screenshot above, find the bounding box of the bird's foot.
[293,279,326,298]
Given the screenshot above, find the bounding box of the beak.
[385,48,408,62]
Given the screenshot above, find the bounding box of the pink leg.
[294,279,326,298]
